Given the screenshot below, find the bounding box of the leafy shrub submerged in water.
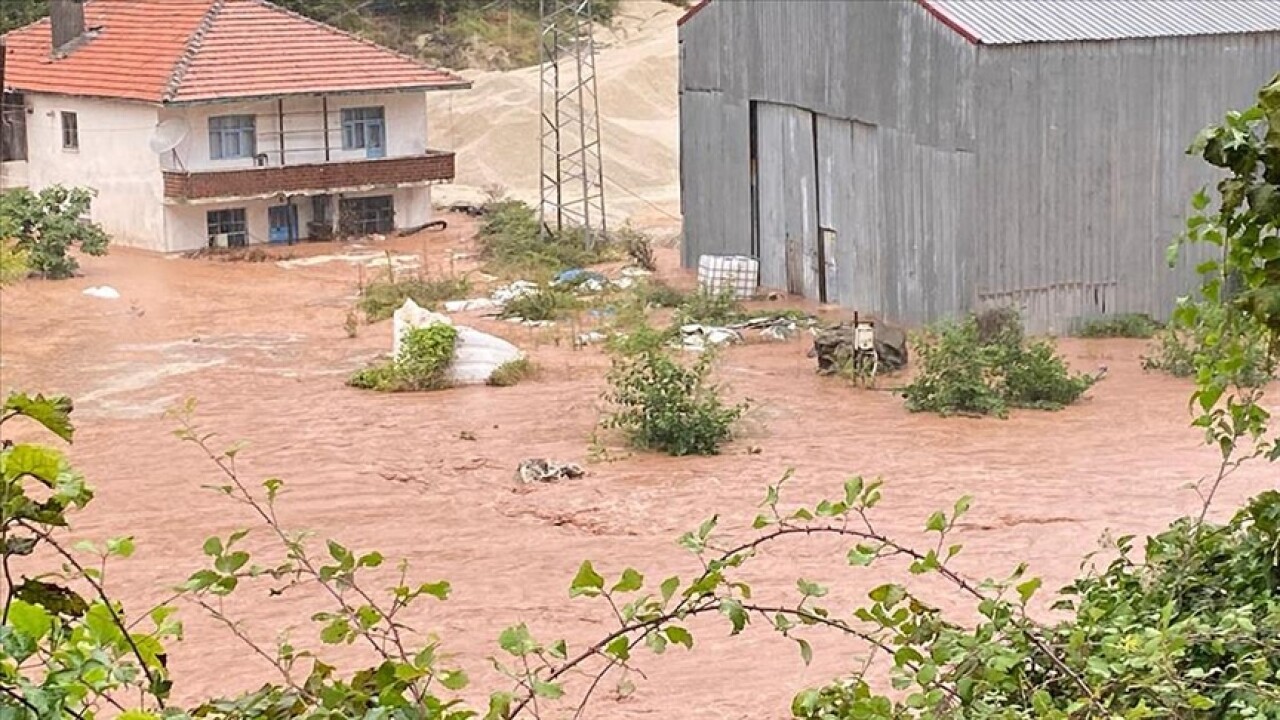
[499,284,580,322]
[348,324,458,392]
[487,357,535,387]
[603,348,746,456]
[1075,313,1162,338]
[359,275,472,322]
[674,288,744,327]
[0,240,30,286]
[903,311,1096,416]
[477,200,615,279]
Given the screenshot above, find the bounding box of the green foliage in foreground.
[902,311,1096,417]
[348,324,458,392]
[1142,299,1276,385]
[602,345,746,456]
[0,241,30,286]
[0,186,110,279]
[1074,312,1162,339]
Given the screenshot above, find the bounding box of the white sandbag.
[443,298,500,313]
[451,326,523,385]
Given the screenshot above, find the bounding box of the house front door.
[268,204,298,244]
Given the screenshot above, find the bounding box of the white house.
[0,0,470,252]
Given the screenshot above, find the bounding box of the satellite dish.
[149,117,190,154]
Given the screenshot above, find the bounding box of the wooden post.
[322,96,330,162]
[277,98,286,165]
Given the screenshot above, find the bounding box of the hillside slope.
[429,0,682,235]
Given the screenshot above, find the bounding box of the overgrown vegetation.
[1142,299,1277,385]
[1074,312,1161,338]
[348,324,458,391]
[488,357,535,387]
[0,186,110,279]
[603,346,745,456]
[673,287,745,326]
[359,268,472,322]
[902,309,1097,416]
[498,283,580,322]
[617,224,658,272]
[477,200,615,280]
[633,278,689,308]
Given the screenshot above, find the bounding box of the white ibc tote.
[696,254,759,300]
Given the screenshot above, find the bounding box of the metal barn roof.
[923,0,1280,44]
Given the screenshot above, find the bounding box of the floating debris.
[516,459,585,484]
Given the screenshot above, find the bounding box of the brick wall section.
[164,152,455,200]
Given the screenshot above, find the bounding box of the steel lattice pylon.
[539,0,607,245]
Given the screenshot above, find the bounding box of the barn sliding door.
[815,114,881,313]
[753,102,820,299]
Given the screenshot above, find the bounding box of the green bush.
[487,357,534,387]
[359,275,472,322]
[615,224,657,272]
[634,279,689,309]
[903,312,1096,417]
[477,200,615,280]
[499,284,580,322]
[348,324,458,392]
[0,186,110,279]
[0,241,30,286]
[603,348,746,456]
[1075,313,1162,338]
[674,288,745,327]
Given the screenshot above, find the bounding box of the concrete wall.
[22,95,166,250]
[679,0,978,325]
[973,33,1280,332]
[162,186,431,253]
[159,91,430,173]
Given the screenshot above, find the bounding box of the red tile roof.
[1,0,470,104]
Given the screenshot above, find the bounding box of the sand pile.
[428,0,682,235]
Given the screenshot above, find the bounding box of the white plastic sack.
[451,326,523,385]
[83,286,120,300]
[443,298,500,313]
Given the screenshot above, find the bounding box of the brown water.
[1,219,1275,718]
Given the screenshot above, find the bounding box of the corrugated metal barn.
[677,0,1280,332]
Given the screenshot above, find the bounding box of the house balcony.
[162,151,455,202]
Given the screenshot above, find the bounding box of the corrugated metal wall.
[974,33,1280,332]
[679,0,978,325]
[679,0,1280,331]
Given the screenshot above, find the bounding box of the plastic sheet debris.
[553,268,608,293]
[729,314,818,342]
[491,280,539,305]
[83,286,121,300]
[680,324,744,352]
[516,458,585,484]
[443,298,500,313]
[576,331,607,347]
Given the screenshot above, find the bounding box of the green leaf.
[916,663,938,685]
[118,712,158,720]
[612,568,644,593]
[440,669,469,691]
[3,444,63,484]
[486,693,513,720]
[953,495,972,517]
[796,638,813,666]
[843,476,864,506]
[3,393,74,442]
[263,477,283,501]
[319,618,350,644]
[660,576,679,606]
[8,600,52,640]
[645,633,667,655]
[419,580,451,601]
[549,639,568,659]
[665,626,693,649]
[720,598,748,634]
[532,680,564,700]
[925,511,947,533]
[498,624,537,657]
[1016,577,1042,605]
[357,551,384,568]
[606,635,631,661]
[202,536,223,557]
[796,578,828,598]
[570,561,605,598]
[869,583,906,608]
[847,544,876,566]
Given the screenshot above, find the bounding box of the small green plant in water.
[488,357,535,387]
[500,284,580,322]
[1074,313,1162,338]
[603,347,746,456]
[674,288,745,327]
[359,275,472,323]
[349,324,458,392]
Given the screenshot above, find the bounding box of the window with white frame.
[60,111,78,150]
[340,107,385,157]
[207,208,248,247]
[208,115,256,160]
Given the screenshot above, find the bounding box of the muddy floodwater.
[1,218,1275,718]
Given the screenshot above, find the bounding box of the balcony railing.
[163,151,455,201]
